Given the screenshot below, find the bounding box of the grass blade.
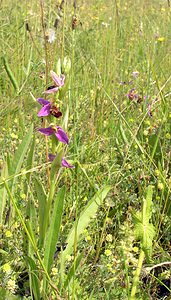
[0,162,8,224]
[25,135,35,185]
[2,56,19,92]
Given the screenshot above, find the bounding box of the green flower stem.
[43,163,62,244]
[3,180,61,299]
[61,0,66,61]
[129,249,145,300]
[39,0,51,188]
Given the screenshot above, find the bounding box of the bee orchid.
[38,125,69,144]
[37,98,62,118]
[45,71,65,94]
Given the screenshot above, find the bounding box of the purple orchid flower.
[48,154,75,169]
[45,70,65,94]
[126,88,138,100]
[38,125,69,144]
[37,98,62,118]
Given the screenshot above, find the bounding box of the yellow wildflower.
[158,182,164,190]
[165,133,171,139]
[104,249,112,256]
[155,169,160,177]
[133,247,139,253]
[5,230,12,238]
[10,133,18,139]
[85,235,91,241]
[3,263,11,273]
[157,37,165,42]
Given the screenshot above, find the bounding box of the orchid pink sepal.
[49,154,75,169]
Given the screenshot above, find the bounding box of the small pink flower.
[49,154,74,169]
[38,125,69,144]
[45,71,65,94]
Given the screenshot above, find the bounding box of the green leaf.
[2,56,19,92]
[9,124,33,189]
[34,177,47,248]
[0,162,8,224]
[43,186,66,274]
[27,256,40,300]
[6,124,33,221]
[61,186,111,270]
[133,186,155,262]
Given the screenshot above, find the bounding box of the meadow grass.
[0,0,171,299]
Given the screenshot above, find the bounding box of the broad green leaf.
[34,177,47,248]
[9,124,33,189]
[133,186,155,262]
[7,124,33,221]
[61,186,111,267]
[43,186,66,274]
[27,256,40,300]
